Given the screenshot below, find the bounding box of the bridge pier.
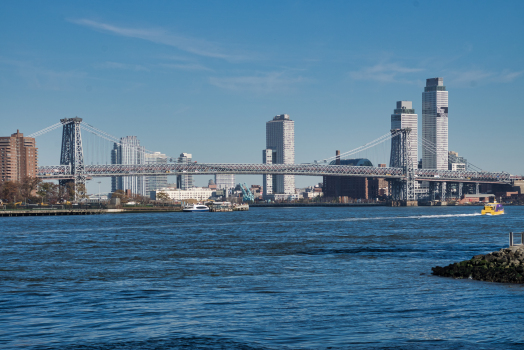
[440,182,447,202]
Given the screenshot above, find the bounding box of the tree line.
[0,177,86,204]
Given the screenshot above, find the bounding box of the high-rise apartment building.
[422,77,448,170]
[215,174,235,190]
[177,153,194,190]
[145,152,168,197]
[390,101,418,168]
[0,130,38,182]
[262,149,275,198]
[263,114,295,197]
[111,136,145,196]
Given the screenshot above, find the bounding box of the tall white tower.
[264,114,295,196]
[390,101,418,168]
[422,77,448,170]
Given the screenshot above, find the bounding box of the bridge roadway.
[37,163,513,184]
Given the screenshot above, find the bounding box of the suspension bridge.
[30,118,519,201]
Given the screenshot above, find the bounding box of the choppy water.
[1,206,524,349]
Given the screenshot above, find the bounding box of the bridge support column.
[59,118,85,200]
[458,182,463,199]
[441,182,447,202]
[445,182,453,200]
[429,182,436,201]
[475,183,479,195]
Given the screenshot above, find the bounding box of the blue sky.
[1,1,523,193]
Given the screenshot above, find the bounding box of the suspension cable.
[27,122,63,138]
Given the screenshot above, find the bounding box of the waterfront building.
[145,152,168,197]
[390,101,418,168]
[152,187,213,201]
[422,77,448,170]
[263,114,295,198]
[177,153,194,190]
[111,136,145,196]
[0,130,38,182]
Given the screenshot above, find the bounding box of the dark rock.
[432,247,524,284]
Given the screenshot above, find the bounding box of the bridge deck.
[36,163,512,184]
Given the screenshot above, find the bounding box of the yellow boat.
[481,202,504,215]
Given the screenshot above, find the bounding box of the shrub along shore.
[432,246,524,284]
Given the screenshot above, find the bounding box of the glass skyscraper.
[145,151,168,197]
[176,153,194,190]
[422,77,448,170]
[263,114,295,197]
[111,136,145,196]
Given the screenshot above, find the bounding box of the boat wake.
[26,213,483,235]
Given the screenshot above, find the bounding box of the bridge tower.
[59,117,86,199]
[390,128,415,202]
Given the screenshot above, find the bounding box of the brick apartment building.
[0,130,38,182]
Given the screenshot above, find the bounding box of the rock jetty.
[432,246,524,284]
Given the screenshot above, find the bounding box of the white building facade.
[390,101,418,168]
[152,187,213,201]
[422,77,448,170]
[111,136,145,196]
[263,114,295,197]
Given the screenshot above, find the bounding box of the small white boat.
[182,204,209,212]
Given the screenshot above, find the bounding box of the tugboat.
[182,203,210,212]
[481,201,504,216]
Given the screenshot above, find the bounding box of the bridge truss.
[32,119,514,201]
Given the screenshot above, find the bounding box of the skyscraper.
[262,149,275,198]
[422,77,448,170]
[215,174,235,190]
[390,101,418,168]
[111,136,145,196]
[176,153,194,190]
[145,152,168,197]
[263,114,295,197]
[0,130,38,182]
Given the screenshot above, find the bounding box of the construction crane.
[239,183,255,202]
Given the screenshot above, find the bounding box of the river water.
[1,206,524,349]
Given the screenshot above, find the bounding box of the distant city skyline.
[1,1,523,194]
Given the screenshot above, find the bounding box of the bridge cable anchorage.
[320,131,397,164]
[27,122,63,138]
